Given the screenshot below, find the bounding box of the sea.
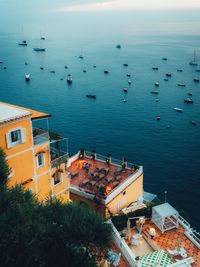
[0,7,200,229]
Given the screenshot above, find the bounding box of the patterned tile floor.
[143,221,200,267]
[68,158,133,196]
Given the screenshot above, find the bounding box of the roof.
[0,102,50,124]
[152,203,178,218]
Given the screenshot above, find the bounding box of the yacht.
[174,107,183,112]
[67,74,73,84]
[86,94,96,99]
[177,83,186,87]
[151,91,159,95]
[162,57,167,61]
[123,88,128,93]
[104,70,109,74]
[152,67,159,70]
[184,98,193,104]
[128,79,132,85]
[189,50,198,66]
[154,82,159,87]
[33,48,46,52]
[18,42,27,46]
[123,63,128,67]
[193,78,199,82]
[25,73,30,81]
[166,73,172,77]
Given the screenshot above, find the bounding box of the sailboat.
[189,50,198,66]
[18,27,27,46]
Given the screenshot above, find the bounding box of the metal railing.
[33,128,49,146]
[51,153,68,168]
[84,150,138,170]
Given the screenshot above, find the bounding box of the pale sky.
[57,0,200,12]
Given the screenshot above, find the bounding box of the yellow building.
[67,151,144,217]
[0,102,69,202]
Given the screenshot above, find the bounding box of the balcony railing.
[51,147,68,168]
[33,128,49,146]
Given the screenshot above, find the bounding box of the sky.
[56,0,200,12]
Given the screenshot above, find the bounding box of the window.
[11,130,21,143]
[6,128,26,148]
[37,153,45,167]
[53,171,62,185]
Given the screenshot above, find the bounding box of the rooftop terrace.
[141,220,200,267]
[68,151,141,199]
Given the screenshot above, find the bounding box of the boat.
[67,74,72,84]
[25,73,30,81]
[104,70,109,74]
[41,37,45,40]
[152,67,159,70]
[83,70,87,73]
[18,42,27,46]
[40,67,44,70]
[188,92,193,96]
[86,94,96,99]
[177,83,186,87]
[154,82,159,87]
[162,57,167,61]
[174,107,183,112]
[126,74,131,77]
[116,44,121,49]
[25,62,28,66]
[93,65,96,68]
[164,78,168,81]
[123,88,128,93]
[128,79,132,85]
[33,48,46,52]
[193,78,199,82]
[79,55,84,59]
[151,91,159,95]
[156,116,161,121]
[64,66,68,69]
[166,73,172,77]
[184,98,193,104]
[189,50,198,66]
[155,99,159,102]
[122,99,127,103]
[123,63,128,67]
[191,121,196,125]
[50,70,56,74]
[195,69,200,72]
[177,69,183,72]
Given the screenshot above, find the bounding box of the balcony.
[33,128,49,146]
[50,147,68,168]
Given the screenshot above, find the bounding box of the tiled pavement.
[143,221,200,267]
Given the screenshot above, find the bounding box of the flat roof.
[68,157,136,197]
[0,102,51,124]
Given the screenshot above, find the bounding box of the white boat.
[67,74,72,84]
[128,79,132,84]
[154,82,159,87]
[189,50,198,66]
[122,98,127,103]
[174,107,183,112]
[25,73,30,81]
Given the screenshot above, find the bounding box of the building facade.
[0,102,69,202]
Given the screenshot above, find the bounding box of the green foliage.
[49,130,62,141]
[0,147,10,188]
[0,187,112,267]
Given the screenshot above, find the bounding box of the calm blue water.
[0,8,200,229]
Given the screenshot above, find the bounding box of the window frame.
[6,127,26,148]
[37,153,45,168]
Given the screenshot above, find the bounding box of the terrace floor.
[68,157,134,196]
[142,221,200,267]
